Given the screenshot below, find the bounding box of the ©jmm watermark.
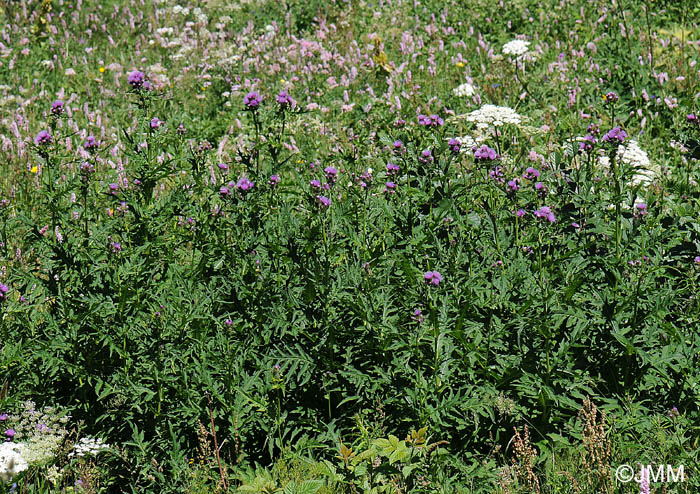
[615,464,686,484]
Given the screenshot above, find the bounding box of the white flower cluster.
[502,39,530,57]
[453,83,475,98]
[464,104,523,129]
[0,442,28,484]
[596,140,657,186]
[619,140,656,186]
[68,437,110,458]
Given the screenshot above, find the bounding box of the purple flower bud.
[523,167,540,180]
[276,90,295,109]
[243,91,262,109]
[448,138,461,154]
[324,166,338,183]
[51,100,65,116]
[419,149,433,164]
[217,163,229,172]
[127,70,146,89]
[386,162,400,175]
[83,135,98,151]
[268,174,280,186]
[579,134,596,152]
[236,177,255,192]
[534,206,556,223]
[5,429,15,439]
[601,126,627,144]
[35,130,52,146]
[474,145,499,162]
[423,271,443,286]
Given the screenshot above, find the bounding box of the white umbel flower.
[68,437,110,458]
[597,140,657,186]
[0,443,28,484]
[453,83,475,98]
[502,39,530,57]
[463,104,523,129]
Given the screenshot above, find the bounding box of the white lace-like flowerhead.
[464,104,523,129]
[68,437,110,458]
[0,443,28,484]
[619,141,655,186]
[502,39,530,57]
[453,83,475,98]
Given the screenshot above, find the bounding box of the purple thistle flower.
[150,117,162,130]
[386,162,400,175]
[110,242,122,253]
[601,126,627,144]
[0,413,7,421]
[217,163,229,172]
[687,114,697,122]
[430,114,444,126]
[534,181,547,196]
[0,284,8,301]
[423,271,443,287]
[635,202,647,218]
[310,179,322,190]
[83,135,98,151]
[579,134,596,152]
[127,70,146,89]
[108,183,119,194]
[489,166,505,183]
[534,206,556,223]
[177,124,186,135]
[276,90,295,109]
[448,138,461,154]
[243,91,262,109]
[316,195,331,207]
[219,186,230,197]
[516,208,527,217]
[587,123,600,136]
[695,256,700,264]
[474,144,498,162]
[523,167,540,180]
[35,130,52,146]
[5,428,15,439]
[419,149,433,164]
[411,309,425,323]
[506,179,519,194]
[50,100,65,116]
[392,140,404,154]
[236,177,255,192]
[268,174,280,186]
[384,181,396,193]
[324,166,338,183]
